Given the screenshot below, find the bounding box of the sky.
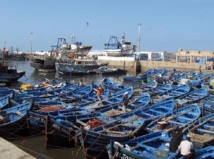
[0,0,214,53]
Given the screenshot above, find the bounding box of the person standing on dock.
[122,91,129,112]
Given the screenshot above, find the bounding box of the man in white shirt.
[177,135,195,159]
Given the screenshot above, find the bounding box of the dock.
[0,137,36,159]
[97,49,214,74]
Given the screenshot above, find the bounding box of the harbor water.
[5,60,140,159]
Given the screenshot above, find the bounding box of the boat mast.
[138,23,141,53]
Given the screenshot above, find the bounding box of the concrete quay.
[97,49,214,74]
[0,137,36,159]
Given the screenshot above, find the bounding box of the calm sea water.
[6,60,141,159]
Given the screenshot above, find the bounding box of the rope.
[111,145,120,159]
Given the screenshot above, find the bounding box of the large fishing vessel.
[104,34,136,57]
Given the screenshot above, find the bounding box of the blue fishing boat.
[32,96,60,106]
[62,83,93,101]
[176,88,208,106]
[147,84,172,96]
[0,89,14,98]
[147,104,201,133]
[123,68,155,82]
[172,72,188,83]
[21,82,78,96]
[27,105,89,136]
[183,113,214,149]
[97,93,150,118]
[0,102,32,140]
[106,131,177,159]
[152,84,190,104]
[74,85,110,103]
[123,72,147,82]
[102,77,125,90]
[200,95,214,113]
[34,100,73,110]
[80,86,133,110]
[45,111,116,148]
[155,68,168,75]
[191,146,214,159]
[77,99,174,157]
[140,81,158,93]
[0,95,10,109]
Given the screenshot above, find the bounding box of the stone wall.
[139,60,203,72]
[97,56,137,73]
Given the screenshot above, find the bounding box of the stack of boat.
[0,69,214,159]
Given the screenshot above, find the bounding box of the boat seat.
[148,109,164,115]
[167,120,185,126]
[141,112,156,118]
[196,128,214,135]
[104,109,125,117]
[105,130,126,135]
[15,110,22,116]
[176,116,192,122]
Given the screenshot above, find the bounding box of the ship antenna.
[138,23,141,53]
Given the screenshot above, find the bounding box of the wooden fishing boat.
[146,104,201,133]
[184,113,214,149]
[123,68,155,82]
[62,83,93,102]
[33,100,73,110]
[94,66,127,76]
[193,146,214,159]
[27,105,90,136]
[77,99,175,157]
[140,81,158,93]
[123,72,148,82]
[0,95,10,110]
[0,64,25,81]
[199,95,214,114]
[45,111,116,148]
[176,88,208,107]
[0,89,14,98]
[19,82,78,97]
[30,56,56,70]
[79,86,133,110]
[97,93,150,118]
[147,84,172,96]
[106,131,177,159]
[152,84,190,104]
[102,77,125,90]
[74,85,110,103]
[56,57,107,75]
[0,102,32,140]
[172,72,188,83]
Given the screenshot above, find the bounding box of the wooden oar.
[161,110,192,122]
[191,117,214,132]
